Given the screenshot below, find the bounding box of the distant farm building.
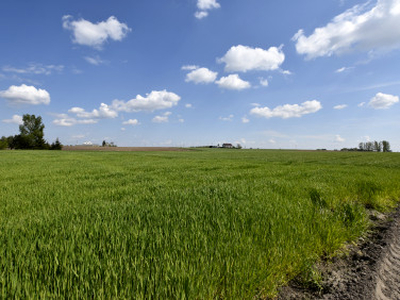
[222,143,233,148]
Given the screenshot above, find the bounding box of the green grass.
[1,149,400,298]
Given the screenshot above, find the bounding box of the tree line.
[358,140,391,152]
[341,140,391,152]
[0,114,62,150]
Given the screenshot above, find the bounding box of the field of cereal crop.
[1,149,399,298]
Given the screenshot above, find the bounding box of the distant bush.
[50,138,63,150]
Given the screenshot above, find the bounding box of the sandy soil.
[277,207,400,299]
[62,146,189,152]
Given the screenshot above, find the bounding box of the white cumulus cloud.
[2,114,23,125]
[293,0,400,59]
[53,90,180,127]
[185,67,218,84]
[218,45,285,72]
[112,90,181,112]
[195,0,220,19]
[216,74,251,90]
[152,112,171,123]
[195,11,209,19]
[368,92,399,109]
[62,15,131,49]
[123,119,139,126]
[197,0,220,10]
[250,100,322,119]
[0,84,50,106]
[69,103,118,119]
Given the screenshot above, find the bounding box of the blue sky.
[1,0,400,150]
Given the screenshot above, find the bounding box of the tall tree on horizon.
[18,114,46,149]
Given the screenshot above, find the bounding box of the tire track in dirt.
[375,215,400,300]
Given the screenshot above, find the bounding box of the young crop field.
[1,149,400,298]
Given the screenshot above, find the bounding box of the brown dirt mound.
[62,146,189,152]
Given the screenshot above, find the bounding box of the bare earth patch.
[62,146,189,152]
[277,206,400,299]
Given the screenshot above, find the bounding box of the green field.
[1,149,399,298]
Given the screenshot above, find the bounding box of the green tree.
[50,138,63,150]
[18,114,47,149]
[0,136,8,150]
[382,140,391,152]
[374,141,382,152]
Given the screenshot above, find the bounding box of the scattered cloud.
[152,112,171,123]
[334,104,348,110]
[195,0,220,19]
[335,66,353,73]
[218,45,285,72]
[293,0,400,59]
[185,67,218,84]
[281,70,292,75]
[195,11,209,19]
[69,103,118,119]
[358,102,366,107]
[62,15,131,49]
[53,116,98,127]
[54,103,118,127]
[2,114,23,125]
[269,139,277,144]
[72,134,85,139]
[335,134,345,143]
[53,90,180,127]
[112,90,181,112]
[122,119,139,126]
[185,103,193,108]
[181,65,199,71]
[259,77,269,87]
[84,56,105,66]
[2,63,64,75]
[0,84,50,106]
[368,92,399,109]
[219,114,234,122]
[197,0,220,10]
[71,67,83,74]
[216,74,251,90]
[241,116,250,123]
[250,100,322,119]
